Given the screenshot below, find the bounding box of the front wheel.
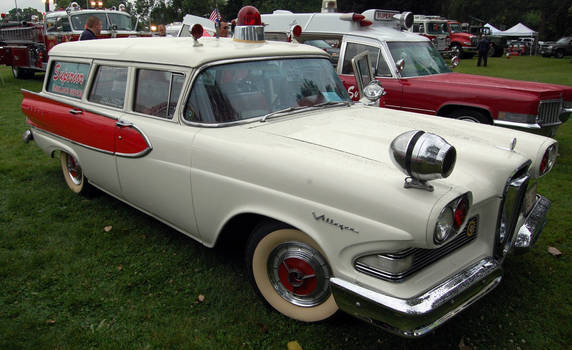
[446,109,490,123]
[245,221,338,322]
[451,43,462,57]
[555,49,564,59]
[60,151,92,195]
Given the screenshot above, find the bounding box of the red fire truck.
[0,2,150,79]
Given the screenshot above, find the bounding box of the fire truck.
[409,15,451,54]
[0,2,149,79]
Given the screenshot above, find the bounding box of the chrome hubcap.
[66,155,82,185]
[268,241,331,307]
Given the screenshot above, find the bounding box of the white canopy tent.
[484,23,502,35]
[502,22,537,37]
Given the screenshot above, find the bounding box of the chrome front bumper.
[330,195,550,338]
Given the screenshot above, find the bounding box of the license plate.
[524,182,537,215]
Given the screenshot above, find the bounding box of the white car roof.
[48,36,329,67]
[261,11,428,43]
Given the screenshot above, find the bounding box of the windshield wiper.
[260,106,311,122]
[260,101,351,122]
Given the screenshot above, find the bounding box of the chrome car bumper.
[330,195,550,338]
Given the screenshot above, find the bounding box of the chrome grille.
[355,216,479,282]
[538,99,563,126]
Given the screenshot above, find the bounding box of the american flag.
[209,8,221,22]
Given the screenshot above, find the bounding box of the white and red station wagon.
[22,6,559,338]
[260,9,572,136]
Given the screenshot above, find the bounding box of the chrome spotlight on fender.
[390,130,457,191]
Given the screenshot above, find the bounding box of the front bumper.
[330,195,550,338]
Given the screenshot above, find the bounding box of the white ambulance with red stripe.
[22,5,559,338]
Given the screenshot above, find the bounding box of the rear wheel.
[451,43,462,57]
[12,66,32,79]
[447,109,490,123]
[245,221,337,322]
[60,152,92,195]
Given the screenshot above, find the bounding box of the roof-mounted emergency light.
[340,13,372,27]
[234,6,265,41]
[287,25,302,42]
[191,24,204,46]
[361,9,413,30]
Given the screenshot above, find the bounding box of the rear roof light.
[237,5,261,26]
[360,20,372,27]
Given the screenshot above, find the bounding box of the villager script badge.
[312,212,359,233]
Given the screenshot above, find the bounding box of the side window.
[133,69,184,119]
[46,61,90,99]
[88,66,128,109]
[56,17,71,32]
[46,17,57,32]
[342,42,391,77]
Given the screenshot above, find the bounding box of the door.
[337,40,404,108]
[114,69,199,235]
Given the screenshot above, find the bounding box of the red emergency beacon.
[234,6,264,41]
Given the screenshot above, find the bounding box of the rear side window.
[88,66,128,109]
[134,69,184,119]
[46,61,90,99]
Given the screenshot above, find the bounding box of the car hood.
[416,72,572,98]
[248,104,549,176]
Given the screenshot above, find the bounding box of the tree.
[7,7,43,21]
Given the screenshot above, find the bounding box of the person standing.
[476,34,491,67]
[79,16,102,41]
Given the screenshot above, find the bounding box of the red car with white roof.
[261,9,572,136]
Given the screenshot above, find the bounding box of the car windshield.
[388,41,452,77]
[184,58,351,124]
[556,37,570,44]
[107,13,133,30]
[449,23,461,33]
[70,12,132,31]
[426,22,448,34]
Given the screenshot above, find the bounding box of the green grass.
[1,58,571,349]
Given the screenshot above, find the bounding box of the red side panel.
[116,125,151,156]
[22,90,152,157]
[22,90,116,153]
[10,46,30,67]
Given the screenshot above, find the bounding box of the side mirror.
[395,58,405,73]
[351,52,384,104]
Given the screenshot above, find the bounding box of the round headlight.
[435,207,454,244]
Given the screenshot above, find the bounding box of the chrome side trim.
[493,119,541,129]
[514,195,550,249]
[331,257,502,338]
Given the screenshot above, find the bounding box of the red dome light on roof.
[237,6,261,26]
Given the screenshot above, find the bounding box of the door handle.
[69,109,83,115]
[116,120,133,127]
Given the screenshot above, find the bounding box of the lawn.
[1,56,571,350]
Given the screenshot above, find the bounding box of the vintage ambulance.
[22,6,559,337]
[260,9,572,136]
